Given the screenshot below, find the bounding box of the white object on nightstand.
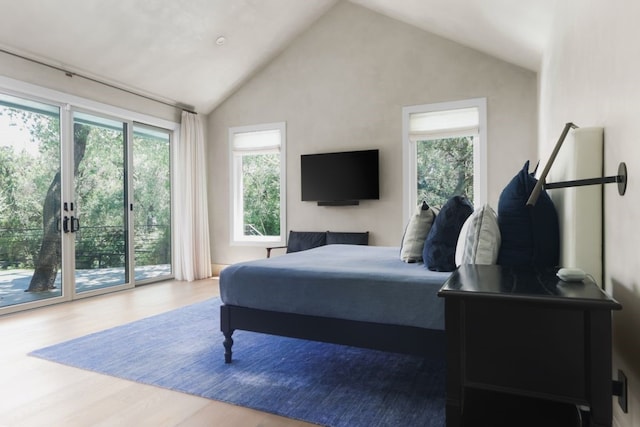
[557,267,586,282]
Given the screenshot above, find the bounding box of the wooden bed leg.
[220,304,234,363]
[223,331,234,363]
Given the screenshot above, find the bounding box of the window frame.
[228,122,286,246]
[402,98,487,227]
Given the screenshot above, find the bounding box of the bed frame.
[220,304,445,363]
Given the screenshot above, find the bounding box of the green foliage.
[76,125,125,228]
[0,106,60,266]
[0,107,60,231]
[416,136,474,208]
[0,147,16,221]
[133,132,171,229]
[241,153,281,237]
[132,131,171,266]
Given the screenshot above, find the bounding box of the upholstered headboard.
[547,127,604,285]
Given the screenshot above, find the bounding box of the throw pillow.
[455,204,501,266]
[286,231,327,253]
[400,201,438,263]
[423,195,474,272]
[497,161,559,267]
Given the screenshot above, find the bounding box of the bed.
[219,125,608,365]
[219,245,451,363]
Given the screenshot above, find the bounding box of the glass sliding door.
[132,124,172,282]
[72,112,131,295]
[0,87,175,314]
[0,93,63,309]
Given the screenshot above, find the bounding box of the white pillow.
[455,204,501,266]
[400,202,438,263]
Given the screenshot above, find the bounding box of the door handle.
[63,216,70,233]
[70,216,80,233]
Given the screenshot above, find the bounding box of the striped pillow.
[400,201,437,263]
[455,204,501,266]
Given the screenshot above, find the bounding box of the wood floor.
[0,278,315,427]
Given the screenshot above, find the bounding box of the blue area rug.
[30,298,445,427]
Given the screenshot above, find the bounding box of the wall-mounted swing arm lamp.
[526,122,628,207]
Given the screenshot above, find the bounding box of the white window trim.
[228,122,286,246]
[402,97,487,229]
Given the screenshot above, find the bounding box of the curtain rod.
[0,47,197,114]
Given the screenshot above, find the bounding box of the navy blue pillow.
[423,196,474,272]
[497,161,559,268]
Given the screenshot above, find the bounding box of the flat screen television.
[301,149,379,205]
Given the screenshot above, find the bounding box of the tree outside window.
[241,152,281,237]
[416,136,474,208]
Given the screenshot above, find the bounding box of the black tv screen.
[301,149,379,204]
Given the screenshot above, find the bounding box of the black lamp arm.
[544,161,627,195]
[527,123,628,206]
[526,122,578,206]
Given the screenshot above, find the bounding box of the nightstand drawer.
[463,300,586,401]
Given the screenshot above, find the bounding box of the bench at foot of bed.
[220,304,445,363]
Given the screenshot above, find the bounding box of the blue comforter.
[220,245,451,330]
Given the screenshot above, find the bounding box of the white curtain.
[175,111,212,281]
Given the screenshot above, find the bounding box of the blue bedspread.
[220,245,451,330]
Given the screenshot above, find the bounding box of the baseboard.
[614,410,628,427]
[211,263,229,277]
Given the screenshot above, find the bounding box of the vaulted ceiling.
[0,0,556,114]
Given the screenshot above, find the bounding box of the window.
[402,98,487,222]
[132,124,172,282]
[229,122,286,245]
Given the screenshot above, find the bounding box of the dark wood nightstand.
[438,264,622,427]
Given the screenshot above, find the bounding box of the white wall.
[538,2,640,426]
[207,1,537,265]
[0,51,180,123]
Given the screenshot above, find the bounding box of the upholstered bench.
[266,230,369,257]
